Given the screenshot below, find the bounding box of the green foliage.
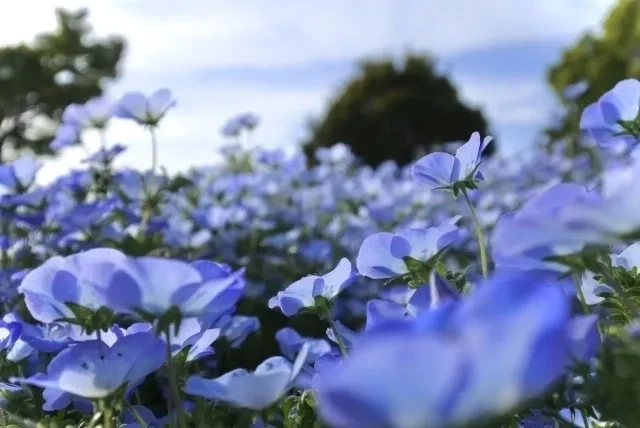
[0,8,124,159]
[302,53,494,167]
[546,0,640,157]
[593,257,640,325]
[584,334,640,427]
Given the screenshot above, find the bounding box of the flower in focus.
[268,258,357,317]
[412,132,493,192]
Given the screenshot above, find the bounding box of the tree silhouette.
[546,0,640,157]
[0,8,125,160]
[302,54,493,167]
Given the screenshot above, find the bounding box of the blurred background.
[0,0,631,182]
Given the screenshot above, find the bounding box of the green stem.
[149,127,159,176]
[99,400,115,428]
[125,400,149,428]
[461,188,488,278]
[165,327,187,428]
[580,409,592,428]
[329,319,348,356]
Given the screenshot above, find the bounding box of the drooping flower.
[184,343,309,410]
[412,132,493,191]
[268,258,357,317]
[13,332,166,399]
[115,89,176,126]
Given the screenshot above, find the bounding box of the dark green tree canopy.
[0,8,125,159]
[302,54,493,167]
[546,0,640,156]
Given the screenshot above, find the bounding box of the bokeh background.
[0,0,629,180]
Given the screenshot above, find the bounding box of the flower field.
[0,80,639,427]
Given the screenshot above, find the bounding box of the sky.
[0,0,618,182]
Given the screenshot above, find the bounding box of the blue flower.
[275,327,332,364]
[49,124,80,150]
[13,332,165,399]
[314,273,598,427]
[164,317,220,362]
[356,217,461,279]
[184,343,309,410]
[18,248,129,323]
[0,156,41,193]
[268,258,357,316]
[81,144,127,165]
[221,315,260,348]
[412,132,493,191]
[491,183,596,275]
[19,248,246,321]
[115,88,176,126]
[580,78,640,148]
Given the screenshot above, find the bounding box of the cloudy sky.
[1,0,617,182]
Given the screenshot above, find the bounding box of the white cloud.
[0,0,618,182]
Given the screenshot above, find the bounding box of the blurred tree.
[0,8,125,160]
[301,54,494,167]
[546,0,640,158]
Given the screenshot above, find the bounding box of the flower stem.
[572,271,603,340]
[149,127,159,176]
[461,188,488,278]
[165,327,187,428]
[125,400,149,428]
[329,319,348,356]
[99,400,115,428]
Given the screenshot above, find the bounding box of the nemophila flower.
[580,78,640,148]
[18,248,129,323]
[564,80,589,101]
[275,327,332,364]
[314,273,599,427]
[62,96,115,130]
[276,328,332,389]
[221,112,260,137]
[13,332,165,399]
[0,320,22,353]
[412,132,493,191]
[0,156,41,193]
[184,343,310,410]
[115,88,176,126]
[365,275,460,331]
[491,183,602,275]
[163,317,221,362]
[268,258,357,317]
[50,124,80,150]
[3,313,71,354]
[356,217,461,279]
[81,144,127,165]
[20,248,246,322]
[221,315,260,348]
